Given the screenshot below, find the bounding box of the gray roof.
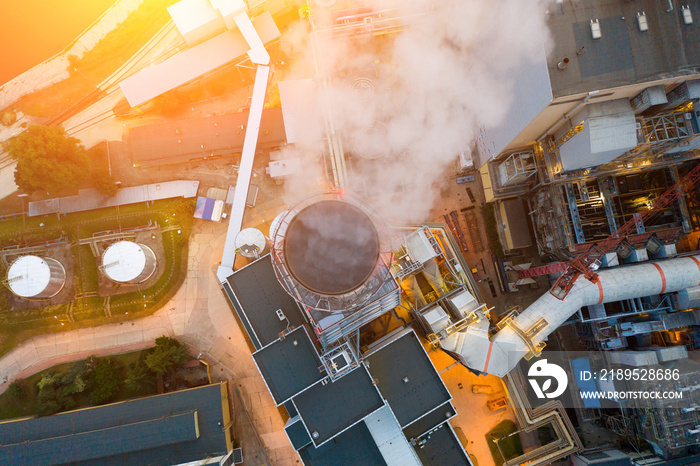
[298,422,386,466]
[3,411,198,464]
[414,424,471,466]
[292,366,384,446]
[253,326,324,405]
[285,418,312,450]
[366,331,451,428]
[0,383,229,465]
[548,0,700,98]
[28,180,199,217]
[129,108,286,167]
[403,401,456,440]
[226,256,305,348]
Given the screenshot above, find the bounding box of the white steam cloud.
[277,0,552,222]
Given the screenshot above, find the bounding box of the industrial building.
[119,0,280,107]
[474,0,700,256]
[6,255,66,299]
[222,193,475,465]
[0,383,236,465]
[128,107,286,167]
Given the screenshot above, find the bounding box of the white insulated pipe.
[442,254,700,377]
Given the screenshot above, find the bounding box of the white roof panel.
[168,0,222,36]
[28,180,199,217]
[119,12,280,107]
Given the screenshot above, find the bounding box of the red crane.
[521,162,700,300]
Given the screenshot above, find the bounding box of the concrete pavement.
[0,219,297,466]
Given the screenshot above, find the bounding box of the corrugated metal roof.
[3,411,199,464]
[0,383,228,465]
[129,107,286,166]
[364,405,421,466]
[558,100,637,171]
[28,180,199,216]
[119,12,280,107]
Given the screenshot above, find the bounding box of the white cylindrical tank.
[102,241,157,284]
[7,255,66,299]
[235,228,267,258]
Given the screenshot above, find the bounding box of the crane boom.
[547,162,700,299]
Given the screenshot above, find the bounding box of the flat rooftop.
[129,107,286,167]
[292,366,384,446]
[366,331,451,428]
[253,326,324,405]
[298,422,386,466]
[548,0,700,97]
[0,383,229,465]
[225,256,306,348]
[414,423,471,466]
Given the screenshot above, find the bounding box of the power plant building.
[6,255,66,299]
[224,258,470,465]
[474,0,700,255]
[101,241,157,284]
[222,195,473,464]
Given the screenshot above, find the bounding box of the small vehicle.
[472,384,493,395]
[487,397,508,411]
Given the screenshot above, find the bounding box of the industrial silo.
[101,241,157,284]
[235,228,267,259]
[270,191,399,348]
[7,255,66,299]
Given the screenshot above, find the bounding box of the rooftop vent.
[637,12,648,32]
[683,5,693,24]
[590,19,602,39]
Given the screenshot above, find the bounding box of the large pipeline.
[441,254,700,377]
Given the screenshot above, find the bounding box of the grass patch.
[481,203,505,258]
[486,420,523,465]
[0,198,195,358]
[77,245,99,293]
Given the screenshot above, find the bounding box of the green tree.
[4,125,89,194]
[0,110,17,126]
[36,378,72,416]
[37,372,61,391]
[145,337,190,376]
[92,167,119,197]
[125,361,154,393]
[87,358,123,405]
[6,379,28,400]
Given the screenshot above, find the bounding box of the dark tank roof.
[283,200,380,295]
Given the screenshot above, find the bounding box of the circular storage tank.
[235,228,267,258]
[283,200,380,295]
[102,241,157,284]
[7,255,66,299]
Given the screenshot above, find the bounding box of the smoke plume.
[277,0,552,222]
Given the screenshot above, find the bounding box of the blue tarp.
[194,196,216,220]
